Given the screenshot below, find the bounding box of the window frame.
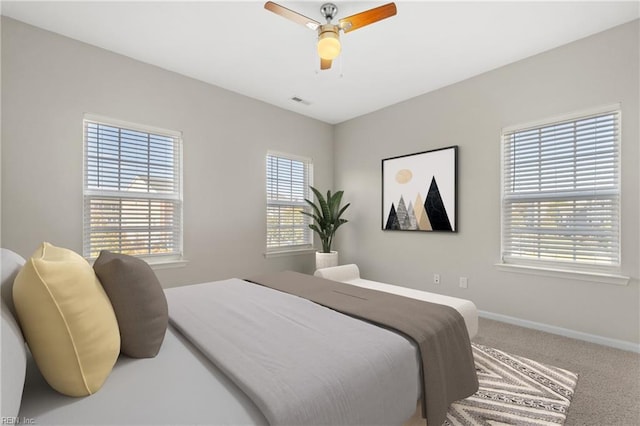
[498,105,629,285]
[265,151,315,257]
[82,114,185,266]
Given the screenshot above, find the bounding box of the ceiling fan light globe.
[317,24,341,60]
[317,37,340,60]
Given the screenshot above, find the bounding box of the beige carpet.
[405,317,639,425]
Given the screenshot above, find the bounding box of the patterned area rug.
[444,343,578,425]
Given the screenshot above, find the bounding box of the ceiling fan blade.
[264,1,320,30]
[339,3,397,33]
[320,58,332,70]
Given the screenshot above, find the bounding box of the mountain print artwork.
[382,146,457,232]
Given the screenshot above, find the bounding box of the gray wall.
[2,16,639,346]
[334,20,639,345]
[1,17,333,286]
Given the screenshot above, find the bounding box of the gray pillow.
[93,251,168,358]
[1,248,27,418]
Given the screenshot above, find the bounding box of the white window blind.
[501,107,621,271]
[266,152,313,252]
[83,116,182,261]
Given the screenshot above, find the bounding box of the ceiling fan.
[264,1,397,70]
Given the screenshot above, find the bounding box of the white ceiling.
[2,1,639,124]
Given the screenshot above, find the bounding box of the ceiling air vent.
[290,96,311,106]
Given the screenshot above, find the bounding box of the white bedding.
[314,264,478,339]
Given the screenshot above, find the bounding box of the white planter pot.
[315,251,338,270]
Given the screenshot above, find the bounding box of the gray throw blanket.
[247,271,479,426]
[167,278,421,426]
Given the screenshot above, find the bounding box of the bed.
[1,248,478,426]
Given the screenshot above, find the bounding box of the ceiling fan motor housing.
[320,3,338,22]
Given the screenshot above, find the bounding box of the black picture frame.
[382,146,458,232]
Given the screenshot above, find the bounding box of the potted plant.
[302,186,350,270]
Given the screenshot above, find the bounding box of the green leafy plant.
[301,186,350,253]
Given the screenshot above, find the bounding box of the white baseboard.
[478,310,640,354]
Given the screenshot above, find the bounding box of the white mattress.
[18,325,267,425]
[314,264,478,339]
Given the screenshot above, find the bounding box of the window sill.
[494,263,630,286]
[145,257,189,270]
[264,248,316,259]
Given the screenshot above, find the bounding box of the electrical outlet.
[459,277,468,289]
[433,274,440,284]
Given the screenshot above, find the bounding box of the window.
[266,152,313,253]
[83,115,183,263]
[501,106,621,274]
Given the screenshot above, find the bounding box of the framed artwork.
[382,146,458,232]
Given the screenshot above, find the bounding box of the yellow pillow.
[12,242,120,396]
